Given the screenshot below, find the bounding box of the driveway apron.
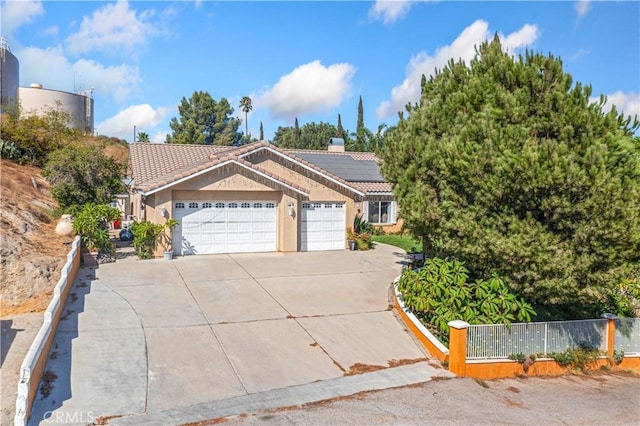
[28,244,437,425]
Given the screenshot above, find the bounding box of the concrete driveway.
[29,244,448,425]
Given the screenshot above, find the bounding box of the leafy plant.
[131,218,179,259]
[612,350,624,366]
[355,233,373,250]
[398,257,536,343]
[353,213,373,235]
[549,345,601,372]
[73,203,121,254]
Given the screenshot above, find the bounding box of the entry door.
[301,202,346,251]
[172,201,277,255]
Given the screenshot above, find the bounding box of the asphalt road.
[223,374,640,425]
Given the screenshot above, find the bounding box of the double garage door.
[173,201,277,255]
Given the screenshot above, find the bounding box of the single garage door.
[173,201,277,255]
[301,202,346,251]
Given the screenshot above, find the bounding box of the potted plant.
[347,227,357,251]
[160,218,179,260]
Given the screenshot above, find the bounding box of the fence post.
[448,320,470,377]
[602,313,618,356]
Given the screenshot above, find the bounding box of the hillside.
[0,137,129,315]
[0,160,69,314]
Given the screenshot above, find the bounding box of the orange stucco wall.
[465,356,640,380]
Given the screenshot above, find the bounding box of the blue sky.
[2,0,639,143]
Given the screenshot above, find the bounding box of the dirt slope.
[0,159,70,315]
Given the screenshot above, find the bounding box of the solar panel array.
[295,153,384,182]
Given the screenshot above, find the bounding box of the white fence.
[615,318,640,355]
[466,319,609,360]
[14,236,81,426]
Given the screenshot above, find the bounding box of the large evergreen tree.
[381,38,640,319]
[166,91,241,145]
[273,121,339,149]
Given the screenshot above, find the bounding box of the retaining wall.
[14,236,82,426]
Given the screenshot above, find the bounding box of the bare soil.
[0,159,70,315]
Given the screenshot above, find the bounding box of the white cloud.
[257,60,356,120]
[501,24,539,53]
[0,0,44,37]
[592,91,640,120]
[97,104,169,139]
[369,1,414,25]
[151,131,169,143]
[369,0,437,25]
[376,20,540,119]
[16,46,141,103]
[65,0,159,55]
[575,1,591,19]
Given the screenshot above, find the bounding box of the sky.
[1,0,639,143]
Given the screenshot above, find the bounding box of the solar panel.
[295,153,384,182]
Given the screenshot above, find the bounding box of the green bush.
[131,218,179,259]
[398,257,536,343]
[73,203,121,254]
[549,345,601,372]
[131,220,164,259]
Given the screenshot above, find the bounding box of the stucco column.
[602,313,618,357]
[448,320,469,377]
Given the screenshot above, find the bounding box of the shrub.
[398,257,536,343]
[73,203,121,254]
[131,218,179,259]
[131,220,164,259]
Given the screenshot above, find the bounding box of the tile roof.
[129,141,393,196]
[129,143,233,184]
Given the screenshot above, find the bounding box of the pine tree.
[381,38,640,319]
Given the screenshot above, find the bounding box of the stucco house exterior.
[127,139,400,257]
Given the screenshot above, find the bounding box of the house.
[127,139,400,256]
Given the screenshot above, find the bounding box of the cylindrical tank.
[18,85,94,133]
[0,37,20,109]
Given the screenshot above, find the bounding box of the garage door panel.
[301,202,345,251]
[173,201,277,255]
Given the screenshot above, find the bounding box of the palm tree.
[137,131,150,143]
[239,96,252,138]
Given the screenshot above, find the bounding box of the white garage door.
[301,202,346,251]
[173,201,277,255]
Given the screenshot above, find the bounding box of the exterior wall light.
[288,202,295,217]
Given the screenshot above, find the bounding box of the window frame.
[363,200,397,225]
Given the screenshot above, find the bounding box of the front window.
[367,201,395,224]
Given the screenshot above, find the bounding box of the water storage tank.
[0,37,19,109]
[18,85,94,133]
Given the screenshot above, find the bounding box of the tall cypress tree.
[336,114,345,138]
[357,96,364,131]
[259,121,264,141]
[294,117,300,144]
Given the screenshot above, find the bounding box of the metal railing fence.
[466,319,608,360]
[614,318,640,355]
